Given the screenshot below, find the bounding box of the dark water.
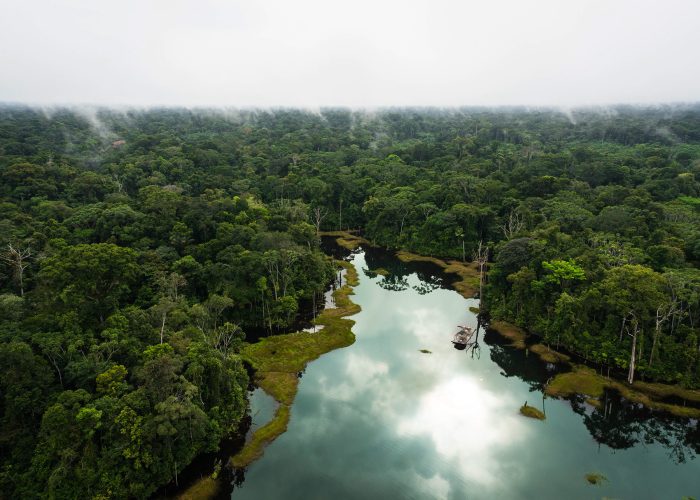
[229,248,699,500]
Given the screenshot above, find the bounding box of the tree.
[38,243,140,327]
[473,240,488,303]
[501,208,525,240]
[1,242,31,296]
[169,222,193,253]
[311,206,327,236]
[154,272,187,344]
[597,265,666,383]
[541,259,586,290]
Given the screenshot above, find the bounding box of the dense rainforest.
[1,104,700,498]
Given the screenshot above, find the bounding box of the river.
[229,246,699,499]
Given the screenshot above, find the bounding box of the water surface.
[232,248,700,499]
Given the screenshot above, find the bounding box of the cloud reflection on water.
[398,376,527,489]
[234,250,700,500]
[311,264,529,498]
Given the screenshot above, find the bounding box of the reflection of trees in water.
[377,274,410,291]
[485,334,551,394]
[571,394,642,450]
[362,268,379,279]
[484,329,700,462]
[570,392,699,463]
[232,466,246,489]
[412,280,441,295]
[359,267,440,296]
[362,247,447,295]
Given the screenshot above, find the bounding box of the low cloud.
[2,0,698,107]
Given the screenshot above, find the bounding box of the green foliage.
[2,105,700,496]
[541,259,586,283]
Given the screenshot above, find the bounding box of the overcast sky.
[1,0,698,107]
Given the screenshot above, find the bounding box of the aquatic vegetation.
[584,472,607,485]
[232,405,291,467]
[546,366,700,418]
[491,321,700,418]
[546,366,607,398]
[520,403,546,420]
[396,251,480,298]
[489,320,528,349]
[528,343,570,364]
[320,230,371,250]
[234,260,361,467]
[175,477,221,500]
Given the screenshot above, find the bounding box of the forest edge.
[176,257,360,499]
[175,231,700,499]
[328,231,700,420]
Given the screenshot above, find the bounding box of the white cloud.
[1,0,698,106]
[397,376,528,489]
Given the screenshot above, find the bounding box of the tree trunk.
[627,325,638,384]
[160,312,167,344]
[650,309,661,367]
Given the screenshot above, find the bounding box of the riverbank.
[326,232,700,420]
[395,250,480,298]
[489,320,700,419]
[174,260,360,499]
[319,230,372,251]
[179,244,700,500]
[233,259,361,466]
[322,232,481,299]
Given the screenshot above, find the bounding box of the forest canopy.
[1,104,700,497]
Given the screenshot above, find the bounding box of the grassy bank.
[489,320,700,418]
[320,230,372,251]
[177,259,360,498]
[528,343,570,364]
[232,259,361,467]
[489,320,528,349]
[371,267,390,276]
[545,365,700,418]
[396,250,480,298]
[231,405,291,467]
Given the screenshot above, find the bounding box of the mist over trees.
[1,104,700,497]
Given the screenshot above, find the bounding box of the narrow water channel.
[232,247,699,499]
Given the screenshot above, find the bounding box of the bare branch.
[311,206,328,235]
[1,243,32,296]
[501,209,524,240]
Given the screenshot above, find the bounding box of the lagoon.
[231,247,699,499]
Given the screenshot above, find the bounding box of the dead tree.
[311,206,328,236]
[473,240,488,307]
[501,209,524,240]
[156,272,187,343]
[625,313,640,385]
[214,322,243,356]
[649,301,678,368]
[1,243,32,296]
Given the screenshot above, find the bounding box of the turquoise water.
[231,248,700,500]
[244,388,277,441]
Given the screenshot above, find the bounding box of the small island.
[519,403,546,420]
